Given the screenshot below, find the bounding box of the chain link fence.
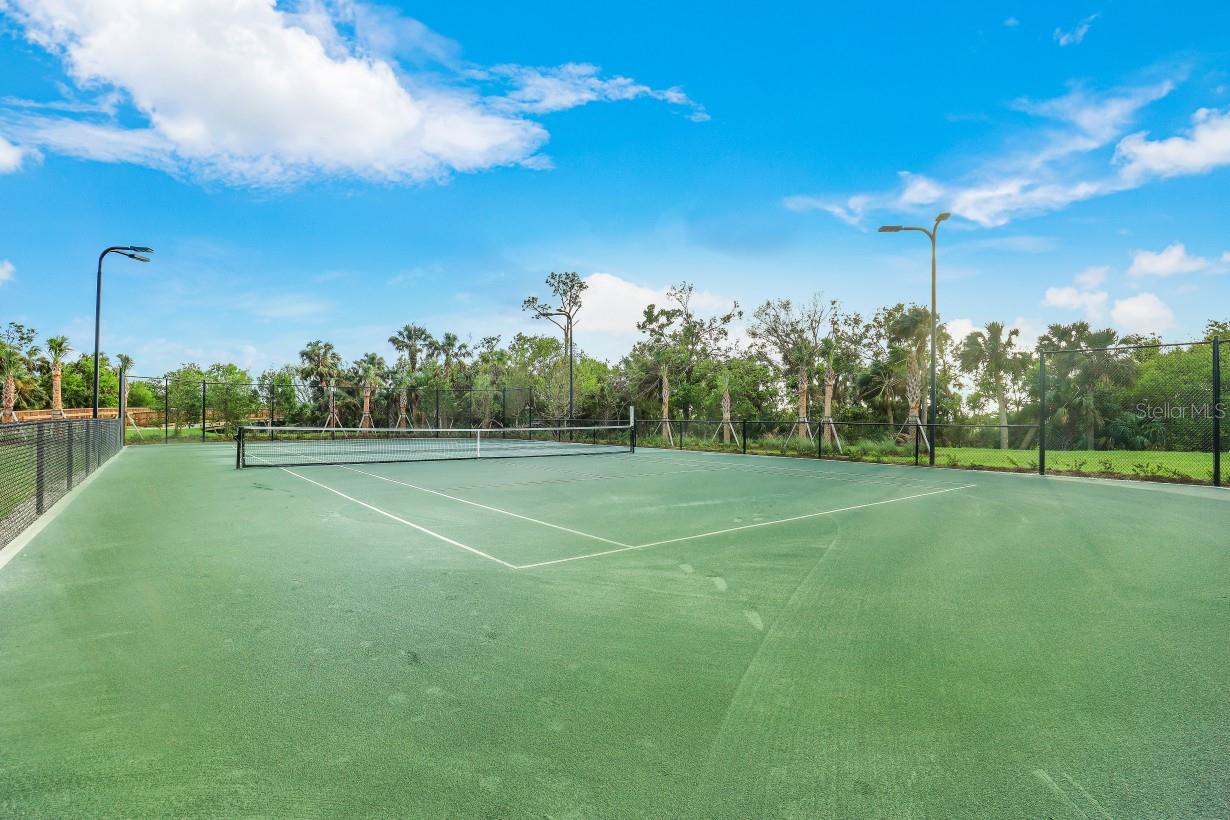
[1,418,123,549]
[1040,339,1223,484]
[120,378,537,442]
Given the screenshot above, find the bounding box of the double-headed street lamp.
[93,245,154,419]
[878,212,950,465]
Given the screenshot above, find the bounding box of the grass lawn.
[638,432,1225,484]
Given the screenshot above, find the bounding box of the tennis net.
[237,423,635,468]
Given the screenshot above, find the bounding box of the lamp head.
[128,246,155,254]
[935,212,951,224]
[878,225,903,233]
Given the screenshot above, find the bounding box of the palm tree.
[46,336,72,418]
[856,358,901,427]
[1,345,28,423]
[959,322,1020,448]
[352,353,386,429]
[430,333,466,379]
[299,340,343,426]
[1039,324,1134,449]
[388,325,433,374]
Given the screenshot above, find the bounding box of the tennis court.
[1,434,1228,817]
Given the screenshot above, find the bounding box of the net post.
[201,379,207,441]
[1039,351,1047,476]
[476,428,482,459]
[629,405,636,452]
[1214,337,1221,488]
[236,426,244,469]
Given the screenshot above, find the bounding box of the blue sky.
[1,1,1228,375]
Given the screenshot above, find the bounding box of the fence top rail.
[0,417,120,431]
[1041,338,1214,355]
[628,418,1040,428]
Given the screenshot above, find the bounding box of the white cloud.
[487,64,708,122]
[0,0,701,185]
[1009,317,1045,347]
[1223,251,1230,263]
[1115,107,1230,180]
[782,194,870,227]
[1127,243,1209,278]
[786,66,1230,231]
[1111,292,1174,334]
[897,172,944,206]
[0,137,25,172]
[1054,14,1098,47]
[945,318,975,343]
[0,259,13,285]
[1044,285,1109,319]
[1074,265,1109,288]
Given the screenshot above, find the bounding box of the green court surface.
[1,444,1228,817]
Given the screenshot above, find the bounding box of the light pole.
[878,212,950,465]
[93,246,154,418]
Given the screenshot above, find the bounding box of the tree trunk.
[721,381,732,444]
[2,374,16,423]
[822,369,835,444]
[51,364,64,418]
[796,366,810,441]
[906,356,922,447]
[659,364,672,442]
[997,386,1009,449]
[397,390,409,429]
[359,387,373,429]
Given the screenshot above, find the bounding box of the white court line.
[340,465,632,548]
[281,468,518,569]
[515,484,976,570]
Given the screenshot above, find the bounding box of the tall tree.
[959,322,1021,448]
[46,335,72,418]
[637,282,741,439]
[429,332,471,379]
[299,340,343,427]
[388,325,433,374]
[748,295,831,441]
[1,323,40,418]
[523,272,587,419]
[0,344,28,422]
[352,353,386,429]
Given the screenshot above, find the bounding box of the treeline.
[3,278,1227,453]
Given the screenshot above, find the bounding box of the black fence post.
[1214,336,1221,488]
[913,422,920,466]
[35,422,46,514]
[118,366,126,448]
[435,388,441,431]
[1039,352,1047,476]
[164,377,169,444]
[201,379,207,441]
[741,420,747,455]
[66,419,75,488]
